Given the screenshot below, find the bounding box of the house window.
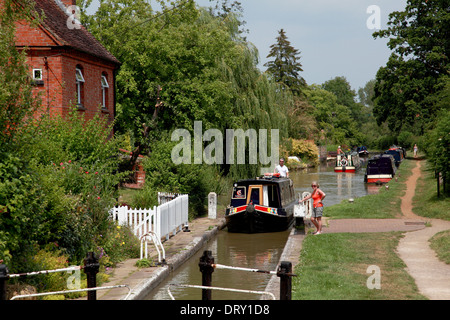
[101,74,109,109]
[76,67,85,106]
[31,68,44,86]
[33,69,43,80]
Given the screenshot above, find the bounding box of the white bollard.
[208,192,217,219]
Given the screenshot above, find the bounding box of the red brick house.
[12,0,120,125]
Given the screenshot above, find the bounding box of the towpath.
[396,160,450,300]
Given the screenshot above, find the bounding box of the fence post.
[277,261,292,300]
[84,252,100,300]
[0,265,8,300]
[198,250,214,301]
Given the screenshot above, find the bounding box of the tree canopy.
[372,0,450,134]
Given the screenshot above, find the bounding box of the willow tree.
[81,0,291,179]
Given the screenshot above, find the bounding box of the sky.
[86,0,408,92]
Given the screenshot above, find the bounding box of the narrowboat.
[364,154,397,184]
[357,146,369,156]
[385,146,406,167]
[334,152,361,173]
[225,173,296,233]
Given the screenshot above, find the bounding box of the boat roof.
[368,154,395,164]
[369,153,394,159]
[234,175,291,186]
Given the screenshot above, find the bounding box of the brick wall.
[15,21,58,47]
[61,52,115,125]
[23,49,115,127]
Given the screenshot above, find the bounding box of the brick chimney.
[53,0,77,16]
[60,0,77,7]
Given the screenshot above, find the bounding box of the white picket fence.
[110,194,189,242]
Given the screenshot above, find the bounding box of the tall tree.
[264,29,306,96]
[372,0,450,134]
[358,79,375,108]
[322,76,365,126]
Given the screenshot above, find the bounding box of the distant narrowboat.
[225,173,296,233]
[334,152,361,173]
[357,146,369,156]
[364,154,397,184]
[385,146,406,167]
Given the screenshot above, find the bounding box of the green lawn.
[293,232,427,300]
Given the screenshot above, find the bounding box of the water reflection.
[291,161,373,205]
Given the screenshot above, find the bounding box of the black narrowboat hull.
[225,175,296,233]
[225,205,294,233]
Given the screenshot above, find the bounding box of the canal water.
[146,161,372,300]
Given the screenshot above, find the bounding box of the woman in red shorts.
[299,181,326,235]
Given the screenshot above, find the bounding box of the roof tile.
[33,0,120,65]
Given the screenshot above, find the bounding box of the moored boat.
[225,173,296,233]
[364,154,397,184]
[334,152,361,173]
[357,146,369,156]
[385,146,406,167]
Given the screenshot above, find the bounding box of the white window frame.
[33,68,43,80]
[101,75,109,109]
[76,68,85,105]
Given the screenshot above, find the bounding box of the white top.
[275,164,289,177]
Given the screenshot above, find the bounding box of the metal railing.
[0,251,125,300]
[167,284,276,300]
[8,266,82,278]
[140,231,166,263]
[169,250,296,301]
[10,285,131,300]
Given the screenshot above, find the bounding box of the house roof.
[32,0,120,65]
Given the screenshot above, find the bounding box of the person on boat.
[299,181,326,235]
[337,146,343,155]
[274,158,289,178]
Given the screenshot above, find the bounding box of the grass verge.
[430,230,450,264]
[413,160,450,265]
[412,160,450,221]
[292,232,427,300]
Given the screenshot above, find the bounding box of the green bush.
[7,244,71,297]
[132,133,228,217]
[1,108,134,266]
[96,223,140,265]
[375,135,396,150]
[397,131,414,150]
[288,138,319,166]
